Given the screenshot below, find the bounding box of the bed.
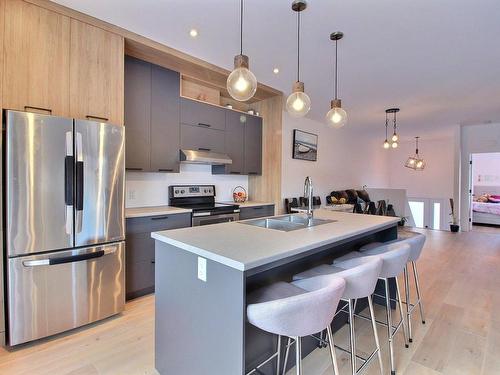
[472,186,500,226]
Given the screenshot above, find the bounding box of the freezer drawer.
[7,242,125,346]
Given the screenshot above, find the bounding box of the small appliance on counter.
[2,110,125,346]
[169,185,240,226]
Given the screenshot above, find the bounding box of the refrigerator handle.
[65,131,74,235]
[75,132,84,233]
[22,246,118,267]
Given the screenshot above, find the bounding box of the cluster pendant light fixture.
[383,108,400,148]
[405,137,426,171]
[286,0,311,117]
[326,32,348,128]
[227,0,258,102]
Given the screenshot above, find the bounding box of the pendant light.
[383,112,390,149]
[326,31,348,128]
[286,0,311,117]
[227,0,258,102]
[405,137,426,170]
[385,108,400,148]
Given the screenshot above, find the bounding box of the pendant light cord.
[297,10,301,82]
[240,0,243,55]
[385,113,388,139]
[393,111,397,134]
[334,40,338,99]
[415,136,419,155]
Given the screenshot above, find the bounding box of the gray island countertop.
[152,210,400,271]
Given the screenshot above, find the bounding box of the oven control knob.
[175,190,179,194]
[181,190,185,194]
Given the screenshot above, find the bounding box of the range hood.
[180,149,232,165]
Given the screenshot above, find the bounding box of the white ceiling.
[54,0,500,139]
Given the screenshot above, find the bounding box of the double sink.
[240,214,336,232]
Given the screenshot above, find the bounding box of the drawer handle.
[230,171,241,175]
[198,123,211,128]
[151,260,155,264]
[248,172,259,175]
[24,105,52,114]
[126,167,143,171]
[158,168,174,172]
[253,206,264,210]
[151,216,169,220]
[86,115,109,122]
[198,148,211,152]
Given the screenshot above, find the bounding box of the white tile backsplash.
[125,163,248,208]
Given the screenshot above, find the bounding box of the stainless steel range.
[169,185,240,226]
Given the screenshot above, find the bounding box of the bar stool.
[246,278,346,375]
[362,231,427,343]
[334,242,411,375]
[291,256,384,375]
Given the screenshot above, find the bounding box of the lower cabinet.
[125,213,191,300]
[239,205,275,220]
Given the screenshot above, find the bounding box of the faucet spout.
[304,176,314,219]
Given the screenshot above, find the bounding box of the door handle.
[24,105,52,114]
[126,167,143,171]
[75,132,84,233]
[197,123,211,128]
[158,168,174,172]
[198,148,211,152]
[86,115,109,122]
[65,131,74,235]
[23,246,117,267]
[151,216,170,221]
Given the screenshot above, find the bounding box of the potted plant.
[449,198,460,232]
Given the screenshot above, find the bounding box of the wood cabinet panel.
[244,116,263,175]
[70,20,124,125]
[124,56,151,171]
[151,65,180,172]
[3,0,70,116]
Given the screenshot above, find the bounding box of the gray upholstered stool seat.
[247,277,345,375]
[360,231,427,344]
[333,242,411,375]
[291,256,384,375]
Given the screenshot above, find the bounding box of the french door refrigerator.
[3,110,125,346]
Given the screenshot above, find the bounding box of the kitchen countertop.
[125,205,192,218]
[152,209,399,271]
[220,201,275,208]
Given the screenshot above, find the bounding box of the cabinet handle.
[248,172,259,175]
[151,260,155,264]
[198,148,211,152]
[24,105,52,114]
[86,115,109,122]
[197,123,211,128]
[253,206,264,210]
[151,216,169,220]
[126,167,143,171]
[230,171,241,175]
[158,168,174,172]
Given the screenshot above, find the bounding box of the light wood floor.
[0,228,499,375]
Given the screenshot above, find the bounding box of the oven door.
[192,212,240,226]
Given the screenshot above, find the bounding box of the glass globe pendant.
[326,99,347,129]
[227,0,257,102]
[286,0,311,117]
[227,54,257,102]
[286,81,311,117]
[325,31,347,128]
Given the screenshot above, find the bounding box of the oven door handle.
[192,212,212,217]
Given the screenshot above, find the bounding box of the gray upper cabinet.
[244,115,263,175]
[180,98,226,130]
[222,111,245,174]
[151,65,180,172]
[124,56,180,172]
[124,56,151,171]
[180,124,225,154]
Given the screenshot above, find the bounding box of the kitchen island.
[152,210,400,375]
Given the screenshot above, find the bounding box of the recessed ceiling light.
[273,68,279,74]
[189,29,198,38]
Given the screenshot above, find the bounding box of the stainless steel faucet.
[304,176,313,218]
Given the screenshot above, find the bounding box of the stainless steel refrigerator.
[3,110,125,346]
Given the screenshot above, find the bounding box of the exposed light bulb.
[383,140,390,149]
[326,107,348,129]
[392,133,399,142]
[227,56,257,102]
[286,84,311,117]
[392,141,398,149]
[273,67,280,74]
[416,160,423,168]
[189,29,198,38]
[409,158,415,165]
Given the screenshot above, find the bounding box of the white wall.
[472,152,500,187]
[125,164,248,207]
[281,112,390,201]
[387,137,455,200]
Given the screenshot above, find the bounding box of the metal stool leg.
[282,337,291,375]
[368,296,384,375]
[412,261,426,324]
[276,335,282,375]
[326,325,340,375]
[384,279,396,375]
[296,337,302,375]
[395,278,409,348]
[404,265,413,343]
[349,299,357,375]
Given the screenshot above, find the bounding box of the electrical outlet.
[198,257,207,282]
[128,190,136,200]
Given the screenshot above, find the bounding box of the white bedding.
[473,201,500,216]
